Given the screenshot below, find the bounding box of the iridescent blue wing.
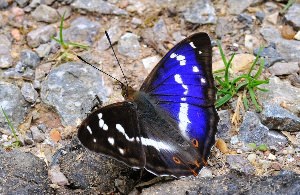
[140,33,218,168]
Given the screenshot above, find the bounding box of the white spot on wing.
[116,124,135,141]
[178,103,190,139]
[103,124,108,131]
[98,113,103,119]
[108,137,114,145]
[189,42,196,49]
[93,138,97,143]
[193,66,199,72]
[174,74,188,95]
[181,97,186,101]
[99,119,104,128]
[176,55,185,61]
[86,126,92,135]
[170,53,177,58]
[201,77,206,84]
[199,50,202,54]
[141,137,173,151]
[118,148,125,155]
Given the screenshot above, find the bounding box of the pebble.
[268,62,299,76]
[35,43,52,58]
[281,25,296,40]
[266,130,288,149]
[244,34,260,51]
[117,32,141,59]
[31,4,60,23]
[267,153,276,160]
[255,11,265,22]
[284,3,300,29]
[253,44,283,67]
[48,165,69,186]
[183,0,216,24]
[247,153,257,163]
[21,82,39,103]
[294,31,300,40]
[230,135,239,145]
[96,25,122,51]
[142,55,160,73]
[237,13,253,25]
[15,0,30,7]
[35,62,53,80]
[26,25,56,48]
[266,12,278,25]
[0,0,9,9]
[198,167,213,178]
[20,49,40,69]
[0,34,12,68]
[216,110,232,141]
[227,0,256,15]
[215,17,233,38]
[30,126,45,143]
[227,154,255,175]
[57,6,72,19]
[131,17,142,27]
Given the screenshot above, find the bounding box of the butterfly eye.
[192,139,199,148]
[172,156,181,164]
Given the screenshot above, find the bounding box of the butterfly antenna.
[77,55,125,86]
[105,31,129,90]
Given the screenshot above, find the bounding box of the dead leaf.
[216,139,229,154]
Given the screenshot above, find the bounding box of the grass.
[214,41,269,112]
[1,106,22,148]
[51,13,88,62]
[281,0,296,14]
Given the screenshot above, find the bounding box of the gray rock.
[117,33,141,59]
[35,62,52,80]
[57,139,136,194]
[268,62,299,76]
[0,82,28,132]
[215,17,234,38]
[71,0,127,15]
[260,26,300,62]
[227,0,254,15]
[0,149,53,194]
[288,73,300,88]
[2,66,35,80]
[253,44,284,67]
[285,3,300,29]
[216,110,232,141]
[239,111,269,145]
[21,82,39,103]
[257,76,300,115]
[20,49,40,69]
[62,17,100,47]
[266,130,288,149]
[15,0,30,7]
[183,0,216,24]
[227,155,255,175]
[141,171,300,194]
[142,18,169,55]
[255,11,265,22]
[96,24,122,51]
[238,13,253,25]
[41,0,56,5]
[57,0,74,4]
[0,0,9,9]
[26,25,56,48]
[261,104,300,132]
[57,5,72,19]
[0,34,12,68]
[35,43,52,58]
[31,4,60,23]
[40,62,108,126]
[30,126,45,143]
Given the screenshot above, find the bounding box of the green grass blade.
[217,40,228,65]
[1,106,21,147]
[242,90,249,110]
[215,94,233,108]
[59,12,66,48]
[248,47,263,75]
[68,42,89,49]
[254,57,265,79]
[249,88,262,112]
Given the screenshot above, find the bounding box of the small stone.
[247,153,256,163]
[48,165,69,186]
[284,3,300,29]
[198,167,213,177]
[0,0,9,9]
[227,155,255,175]
[0,34,12,68]
[287,73,300,88]
[57,6,72,19]
[253,44,283,67]
[271,162,281,171]
[227,0,256,15]
[35,43,52,58]
[21,82,39,103]
[27,25,56,48]
[238,13,253,25]
[96,25,122,51]
[31,4,59,23]
[268,61,299,76]
[266,12,278,25]
[15,0,30,7]
[142,55,160,73]
[244,34,260,51]
[35,62,52,80]
[172,31,185,43]
[117,33,140,59]
[281,25,296,40]
[230,135,239,145]
[267,153,276,160]
[41,0,56,5]
[215,17,233,38]
[131,17,142,27]
[258,159,272,170]
[216,110,232,141]
[231,54,255,73]
[255,11,265,22]
[266,130,288,148]
[11,28,22,41]
[183,0,216,24]
[294,31,300,40]
[20,49,40,69]
[30,126,45,143]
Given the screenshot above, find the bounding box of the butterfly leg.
[90,95,103,111]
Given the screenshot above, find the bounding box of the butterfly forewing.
[78,102,146,168]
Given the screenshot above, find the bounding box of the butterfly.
[77,33,219,178]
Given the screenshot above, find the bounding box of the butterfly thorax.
[121,85,138,101]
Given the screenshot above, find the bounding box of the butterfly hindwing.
[78,102,146,168]
[139,33,218,171]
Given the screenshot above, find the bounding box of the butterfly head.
[121,84,136,101]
